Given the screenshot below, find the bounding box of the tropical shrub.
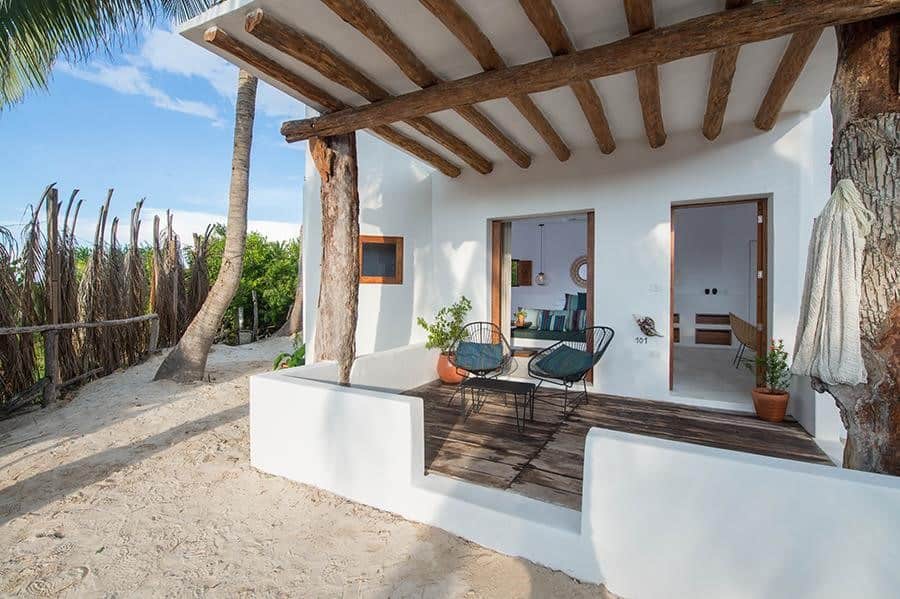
[417,296,473,354]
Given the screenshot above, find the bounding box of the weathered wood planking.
[405,380,833,510]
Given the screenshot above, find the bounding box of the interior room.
[506,215,589,351]
[672,202,761,407]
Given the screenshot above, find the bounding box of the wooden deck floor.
[403,381,833,510]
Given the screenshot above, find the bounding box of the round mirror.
[570,255,589,288]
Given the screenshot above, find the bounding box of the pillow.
[535,344,595,379]
[564,293,579,311]
[577,292,587,310]
[454,341,502,373]
[539,309,570,332]
[569,309,587,332]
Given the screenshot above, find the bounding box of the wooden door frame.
[490,213,595,377]
[669,198,768,390]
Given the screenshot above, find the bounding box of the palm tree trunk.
[819,15,900,474]
[154,69,257,382]
[310,134,359,385]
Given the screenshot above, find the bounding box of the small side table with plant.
[417,296,472,384]
[749,338,792,422]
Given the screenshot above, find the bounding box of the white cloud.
[58,62,223,124]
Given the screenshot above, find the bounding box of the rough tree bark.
[154,69,258,382]
[820,15,900,474]
[311,134,359,385]
[276,227,303,337]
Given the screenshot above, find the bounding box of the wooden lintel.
[755,28,825,131]
[203,27,460,177]
[246,9,492,174]
[418,0,572,161]
[624,0,666,148]
[703,0,753,140]
[319,0,531,168]
[280,0,900,141]
[520,0,616,154]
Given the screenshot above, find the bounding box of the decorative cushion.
[564,293,579,311]
[569,309,588,332]
[535,344,595,379]
[454,341,502,373]
[539,309,569,332]
[578,292,587,310]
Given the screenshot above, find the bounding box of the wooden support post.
[312,133,360,385]
[251,290,259,342]
[42,330,59,407]
[148,317,160,353]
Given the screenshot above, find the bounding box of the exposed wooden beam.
[202,27,460,177]
[319,0,531,168]
[246,9,492,174]
[282,0,900,141]
[623,0,666,148]
[703,0,753,140]
[418,0,571,161]
[519,0,616,154]
[755,28,825,131]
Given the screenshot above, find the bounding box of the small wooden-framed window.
[359,235,403,284]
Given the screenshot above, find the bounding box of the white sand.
[0,338,610,597]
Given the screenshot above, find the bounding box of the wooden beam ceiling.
[318,0,531,169]
[703,0,753,140]
[755,28,825,131]
[623,0,666,148]
[202,27,461,177]
[519,0,616,154]
[246,9,492,174]
[417,0,571,162]
[281,0,899,142]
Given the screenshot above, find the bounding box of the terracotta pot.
[437,353,465,384]
[515,314,526,327]
[751,388,789,422]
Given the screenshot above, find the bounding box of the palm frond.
[1,0,215,108]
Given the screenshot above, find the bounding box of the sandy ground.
[0,338,610,598]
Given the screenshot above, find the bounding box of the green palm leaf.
[1,0,214,108]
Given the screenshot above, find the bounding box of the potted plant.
[514,307,527,328]
[417,296,472,384]
[749,339,792,422]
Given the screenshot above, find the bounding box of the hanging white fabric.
[792,179,874,385]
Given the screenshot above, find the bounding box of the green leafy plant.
[273,335,306,370]
[417,296,472,355]
[514,307,527,321]
[749,338,792,393]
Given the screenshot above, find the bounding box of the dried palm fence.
[0,186,207,419]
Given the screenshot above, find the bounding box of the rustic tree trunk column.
[823,15,900,474]
[311,133,360,386]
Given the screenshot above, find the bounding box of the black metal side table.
[458,377,535,432]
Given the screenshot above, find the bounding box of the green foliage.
[273,335,306,370]
[206,227,300,343]
[416,296,472,355]
[749,338,792,393]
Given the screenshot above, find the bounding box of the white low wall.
[251,344,900,598]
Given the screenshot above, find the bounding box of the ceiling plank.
[202,27,461,177]
[519,0,616,154]
[280,0,900,141]
[246,9,492,174]
[318,0,531,168]
[703,0,753,140]
[417,0,571,161]
[754,28,825,131]
[623,0,666,148]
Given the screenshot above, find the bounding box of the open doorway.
[670,200,767,407]
[490,212,594,362]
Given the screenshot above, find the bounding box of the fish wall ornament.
[634,315,664,337]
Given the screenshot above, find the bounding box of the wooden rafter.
[318,0,531,169]
[703,0,753,140]
[755,28,825,131]
[519,0,616,154]
[281,0,900,141]
[623,0,666,148]
[246,9,492,174]
[203,27,460,177]
[417,0,571,161]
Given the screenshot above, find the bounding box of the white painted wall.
[510,218,586,314]
[673,202,757,346]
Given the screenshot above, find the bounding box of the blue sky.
[0,25,305,246]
